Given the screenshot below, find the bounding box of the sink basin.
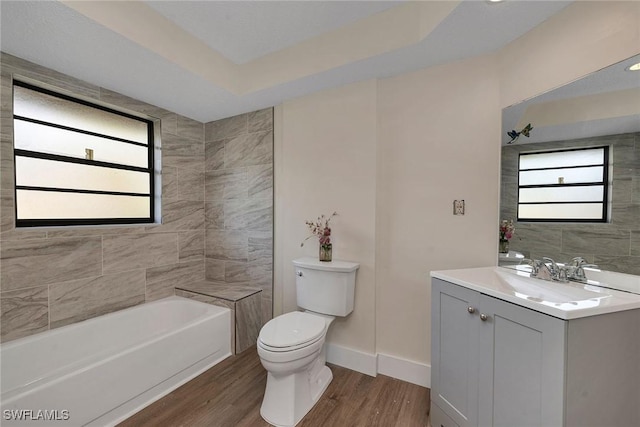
[495,270,610,309]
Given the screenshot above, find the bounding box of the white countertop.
[430,266,640,320]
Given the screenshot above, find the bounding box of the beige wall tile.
[205,169,247,200]
[49,270,146,328]
[179,231,205,262]
[1,286,49,342]
[178,170,204,201]
[205,139,225,171]
[205,201,224,229]
[162,133,204,170]
[235,292,262,354]
[247,108,273,133]
[205,230,247,261]
[103,233,178,273]
[205,113,247,141]
[162,166,178,199]
[248,164,273,199]
[205,258,225,281]
[224,131,273,169]
[177,115,203,141]
[1,237,102,292]
[146,260,205,301]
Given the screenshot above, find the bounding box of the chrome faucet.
[565,257,599,283]
[526,257,568,282]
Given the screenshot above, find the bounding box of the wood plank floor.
[119,346,431,427]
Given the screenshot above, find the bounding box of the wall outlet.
[453,200,465,215]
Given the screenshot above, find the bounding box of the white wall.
[273,0,640,381]
[375,54,501,364]
[274,79,378,354]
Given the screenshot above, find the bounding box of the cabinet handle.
[480,313,489,321]
[467,306,476,314]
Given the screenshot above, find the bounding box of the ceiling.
[0,0,573,123]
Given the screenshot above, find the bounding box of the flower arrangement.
[499,219,515,241]
[301,212,337,262]
[301,212,337,247]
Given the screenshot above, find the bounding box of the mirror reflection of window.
[517,147,609,222]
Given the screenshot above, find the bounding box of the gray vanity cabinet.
[431,278,565,427]
[431,277,640,427]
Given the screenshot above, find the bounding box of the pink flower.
[300,212,337,247]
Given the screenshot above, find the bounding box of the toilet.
[257,257,359,427]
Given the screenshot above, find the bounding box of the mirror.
[500,54,640,276]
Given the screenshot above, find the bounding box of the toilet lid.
[259,312,326,348]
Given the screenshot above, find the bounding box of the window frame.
[517,146,610,223]
[13,80,156,228]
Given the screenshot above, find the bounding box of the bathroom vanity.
[430,266,640,427]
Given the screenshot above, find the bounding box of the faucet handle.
[571,257,587,267]
[542,257,558,272]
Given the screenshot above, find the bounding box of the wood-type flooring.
[119,346,430,427]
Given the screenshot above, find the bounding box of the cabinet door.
[431,279,481,427]
[477,295,566,427]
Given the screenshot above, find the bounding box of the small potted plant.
[499,219,515,254]
[301,212,337,262]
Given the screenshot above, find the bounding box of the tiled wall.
[204,111,274,325]
[500,132,640,275]
[0,53,206,342]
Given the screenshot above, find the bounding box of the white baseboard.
[377,353,431,388]
[325,344,431,388]
[325,343,377,377]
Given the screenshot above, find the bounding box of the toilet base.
[260,357,333,427]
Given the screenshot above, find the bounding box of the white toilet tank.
[293,257,359,317]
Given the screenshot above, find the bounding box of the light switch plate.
[453,200,465,215]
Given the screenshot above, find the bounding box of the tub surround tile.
[175,281,261,354]
[176,281,260,302]
[0,229,48,241]
[162,133,204,171]
[1,237,102,292]
[205,169,248,200]
[611,203,640,226]
[177,170,204,201]
[49,270,146,329]
[205,201,224,230]
[46,226,146,239]
[247,108,273,133]
[261,295,273,327]
[103,234,178,273]
[149,200,204,232]
[247,164,273,199]
[235,293,261,354]
[205,258,226,282]
[205,139,225,171]
[145,261,205,301]
[179,231,205,262]
[205,114,247,141]
[177,115,203,141]
[224,261,251,284]
[206,230,248,261]
[162,166,179,200]
[224,131,273,169]
[248,232,273,264]
[631,231,640,256]
[1,286,49,342]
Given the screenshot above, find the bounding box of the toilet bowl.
[257,257,359,427]
[258,311,334,427]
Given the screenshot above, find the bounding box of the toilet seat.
[258,311,327,352]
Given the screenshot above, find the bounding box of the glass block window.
[517,147,609,222]
[13,80,155,227]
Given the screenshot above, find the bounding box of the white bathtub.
[1,296,231,426]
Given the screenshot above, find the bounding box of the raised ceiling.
[1,0,572,123]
